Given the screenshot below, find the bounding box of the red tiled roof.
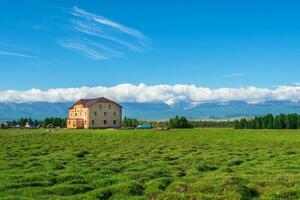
[69,97,121,109]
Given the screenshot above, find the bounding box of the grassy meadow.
[0,128,300,199]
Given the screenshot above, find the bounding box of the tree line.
[124,114,300,129]
[122,116,235,129]
[234,114,300,129]
[8,117,66,128]
[122,117,140,128]
[10,114,298,129]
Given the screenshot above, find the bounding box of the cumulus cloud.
[1,84,300,106]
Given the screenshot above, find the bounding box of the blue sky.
[1,0,300,92]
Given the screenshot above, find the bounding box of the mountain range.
[1,101,300,121]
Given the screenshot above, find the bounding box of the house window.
[94,111,97,116]
[84,120,87,125]
[108,104,111,109]
[113,120,116,125]
[75,113,77,116]
[68,121,71,125]
[73,121,75,127]
[99,105,102,109]
[92,120,95,125]
[104,120,107,125]
[104,112,107,116]
[113,112,116,116]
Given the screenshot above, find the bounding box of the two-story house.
[67,97,122,129]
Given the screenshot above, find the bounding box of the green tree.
[169,116,190,129]
[266,114,274,129]
[278,114,286,129]
[273,115,280,129]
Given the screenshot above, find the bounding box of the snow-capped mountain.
[1,100,300,120]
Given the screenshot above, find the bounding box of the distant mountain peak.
[1,100,300,120]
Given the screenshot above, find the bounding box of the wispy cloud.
[223,73,244,78]
[0,51,36,58]
[72,6,147,41]
[60,39,110,60]
[72,20,145,52]
[59,6,150,60]
[2,84,300,105]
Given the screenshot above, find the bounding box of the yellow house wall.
[67,119,77,129]
[68,105,89,128]
[88,102,122,128]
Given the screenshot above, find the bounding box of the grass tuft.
[76,150,90,158]
[196,163,218,172]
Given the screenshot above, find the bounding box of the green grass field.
[0,128,300,199]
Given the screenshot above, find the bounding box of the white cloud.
[60,40,109,60]
[0,51,36,58]
[72,6,147,41]
[2,84,300,106]
[60,6,149,59]
[73,20,145,52]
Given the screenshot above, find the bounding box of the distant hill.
[1,101,300,120]
[0,102,71,120]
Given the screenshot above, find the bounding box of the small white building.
[24,121,35,128]
[0,121,8,129]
